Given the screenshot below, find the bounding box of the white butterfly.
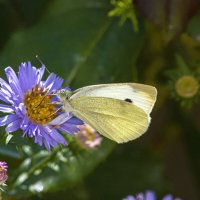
[56,83,157,143]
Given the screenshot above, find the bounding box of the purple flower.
[0,62,83,150]
[0,162,8,185]
[75,124,102,148]
[123,191,182,200]
[123,195,136,200]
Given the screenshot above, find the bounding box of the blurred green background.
[0,0,200,199]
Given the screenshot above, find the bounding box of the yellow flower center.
[175,75,199,98]
[24,84,57,125]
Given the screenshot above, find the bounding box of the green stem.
[65,18,112,85]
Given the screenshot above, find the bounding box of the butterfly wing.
[70,96,150,143]
[71,83,157,115]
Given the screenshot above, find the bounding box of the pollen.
[24,84,57,125]
[86,126,96,141]
[175,75,199,98]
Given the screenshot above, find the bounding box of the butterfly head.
[56,89,72,102]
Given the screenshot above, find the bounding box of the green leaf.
[7,140,115,198]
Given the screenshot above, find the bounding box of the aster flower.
[0,62,83,150]
[75,124,102,149]
[123,191,182,200]
[0,162,8,185]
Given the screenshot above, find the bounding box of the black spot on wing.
[124,98,133,103]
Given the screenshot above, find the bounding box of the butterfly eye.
[59,89,66,95]
[124,98,133,103]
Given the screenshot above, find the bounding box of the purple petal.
[67,117,83,125]
[49,112,72,126]
[0,162,8,170]
[33,126,67,151]
[123,196,136,200]
[136,193,144,200]
[0,80,17,104]
[5,67,22,98]
[0,77,13,94]
[5,119,21,133]
[47,128,67,144]
[33,126,43,145]
[20,117,31,134]
[27,124,38,138]
[162,195,173,200]
[43,73,63,93]
[43,139,51,151]
[43,73,56,88]
[34,133,43,146]
[41,131,58,150]
[145,191,156,200]
[36,64,45,83]
[59,123,79,134]
[0,90,12,104]
[14,102,26,118]
[0,104,14,113]
[18,62,41,93]
[0,114,19,126]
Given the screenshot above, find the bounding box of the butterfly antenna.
[34,96,46,108]
[34,92,57,108]
[36,55,51,74]
[48,107,63,118]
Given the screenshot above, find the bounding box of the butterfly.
[56,83,157,143]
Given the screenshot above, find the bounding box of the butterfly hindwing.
[70,96,150,143]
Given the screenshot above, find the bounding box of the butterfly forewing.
[71,83,157,115]
[70,96,150,143]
